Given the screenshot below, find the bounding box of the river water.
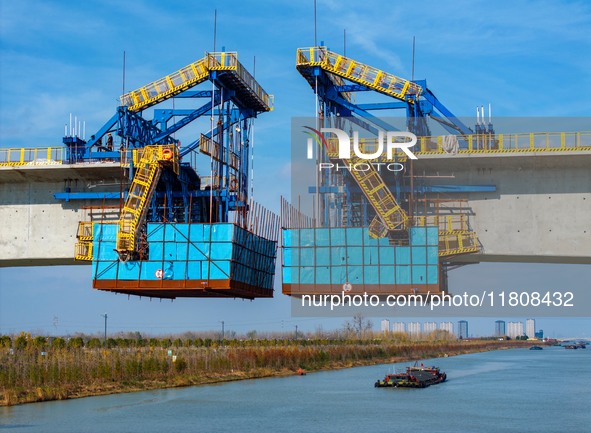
[1,346,589,433]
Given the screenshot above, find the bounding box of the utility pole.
[295,325,298,340]
[220,321,225,341]
[101,313,108,345]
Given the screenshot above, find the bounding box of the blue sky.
[0,0,590,338]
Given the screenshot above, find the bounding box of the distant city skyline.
[378,317,573,339]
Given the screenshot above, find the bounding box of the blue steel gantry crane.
[67,51,278,300]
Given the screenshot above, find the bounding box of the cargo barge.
[375,364,446,388]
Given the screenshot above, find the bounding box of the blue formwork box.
[282,225,441,289]
[379,266,395,284]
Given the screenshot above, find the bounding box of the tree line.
[0,329,457,351]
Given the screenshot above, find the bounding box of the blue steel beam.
[153,109,196,126]
[420,87,473,135]
[334,84,371,93]
[301,65,353,107]
[315,70,472,137]
[326,92,400,134]
[356,102,408,111]
[54,192,123,201]
[87,151,120,159]
[152,93,221,144]
[117,107,177,148]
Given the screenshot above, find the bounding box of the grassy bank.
[0,335,531,406]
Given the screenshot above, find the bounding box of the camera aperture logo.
[303,126,418,172]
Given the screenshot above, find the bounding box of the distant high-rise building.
[392,322,406,333]
[407,322,421,337]
[526,319,535,339]
[507,321,524,339]
[423,322,437,333]
[381,319,390,333]
[495,320,506,337]
[440,321,454,336]
[535,330,544,339]
[458,320,469,339]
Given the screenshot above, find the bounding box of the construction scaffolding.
[63,50,277,299]
[282,46,490,297]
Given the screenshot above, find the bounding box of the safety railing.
[438,231,480,257]
[0,147,64,166]
[413,205,481,257]
[199,134,240,170]
[414,214,473,233]
[324,131,591,160]
[207,52,273,111]
[296,48,352,102]
[74,221,94,261]
[120,56,210,111]
[76,221,94,241]
[207,51,238,70]
[297,47,423,102]
[75,241,93,261]
[128,144,179,174]
[234,61,274,111]
[416,131,591,154]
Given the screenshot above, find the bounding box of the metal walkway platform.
[120,52,273,113]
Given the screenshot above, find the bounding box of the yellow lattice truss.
[297,47,422,103]
[115,145,179,257]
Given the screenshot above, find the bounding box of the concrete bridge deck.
[415,151,591,264]
[0,162,122,266]
[0,149,589,266]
